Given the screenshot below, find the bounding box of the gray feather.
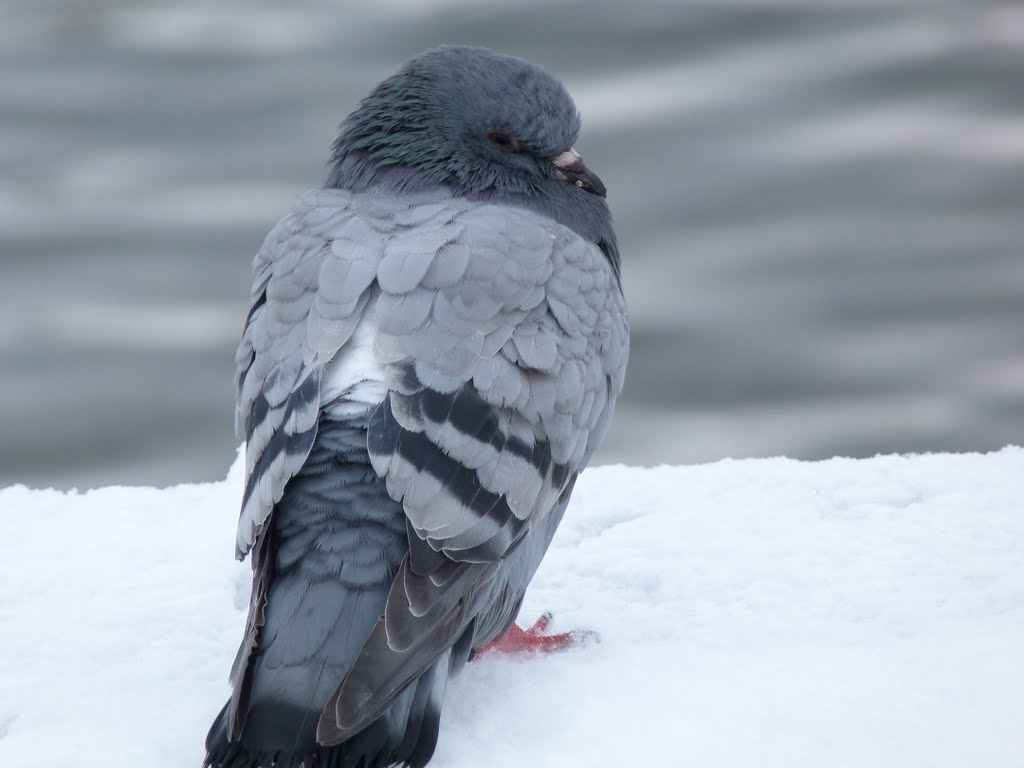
[230,187,625,724]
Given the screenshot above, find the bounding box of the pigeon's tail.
[203,651,450,768]
[204,412,451,768]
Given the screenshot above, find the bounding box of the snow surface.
[2,449,1023,767]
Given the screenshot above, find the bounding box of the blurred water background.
[2,2,1022,490]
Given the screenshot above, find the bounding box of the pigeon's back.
[203,46,628,768]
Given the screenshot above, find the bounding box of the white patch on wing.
[321,297,387,416]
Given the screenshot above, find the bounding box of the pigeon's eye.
[487,132,519,151]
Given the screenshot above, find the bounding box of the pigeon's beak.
[552,148,607,199]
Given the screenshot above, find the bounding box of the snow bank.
[2,449,1023,767]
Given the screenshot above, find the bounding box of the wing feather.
[230,189,627,745]
[320,203,627,740]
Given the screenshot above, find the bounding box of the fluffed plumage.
[204,45,628,768]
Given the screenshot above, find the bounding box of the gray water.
[2,3,1023,490]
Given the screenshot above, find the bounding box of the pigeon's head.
[326,46,607,203]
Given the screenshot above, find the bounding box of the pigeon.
[203,45,629,768]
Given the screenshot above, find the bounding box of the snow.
[2,448,1023,767]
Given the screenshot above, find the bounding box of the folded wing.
[230,189,628,744]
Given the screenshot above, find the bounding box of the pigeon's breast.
[321,296,387,417]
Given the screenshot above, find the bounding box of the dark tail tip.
[203,702,243,768]
[204,636,466,768]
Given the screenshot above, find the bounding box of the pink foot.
[473,612,598,658]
